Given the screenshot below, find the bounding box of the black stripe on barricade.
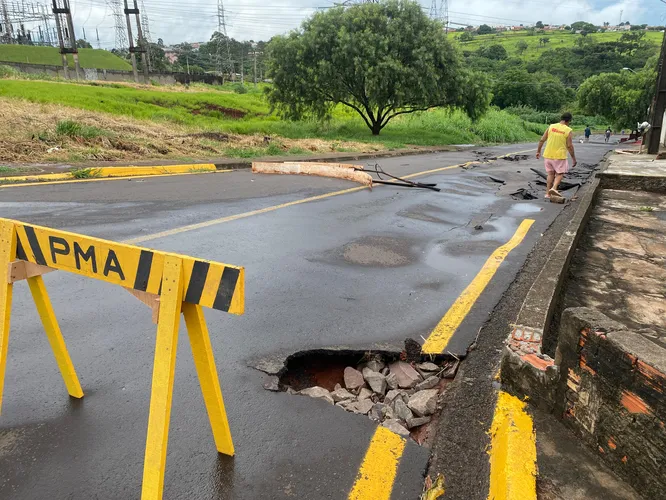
[184,260,210,304]
[16,237,28,261]
[23,225,47,266]
[133,250,154,292]
[213,267,240,312]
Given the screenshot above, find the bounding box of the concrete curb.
[1,146,464,176]
[500,164,604,406]
[0,164,221,187]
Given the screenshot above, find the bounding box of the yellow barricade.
[0,218,244,500]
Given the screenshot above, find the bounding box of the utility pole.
[51,0,73,78]
[129,0,149,82]
[63,0,80,78]
[646,28,666,153]
[123,0,138,82]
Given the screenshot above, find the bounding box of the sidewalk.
[500,149,666,499]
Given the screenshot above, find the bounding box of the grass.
[0,44,132,70]
[55,120,105,139]
[449,30,664,60]
[639,206,655,212]
[70,167,101,178]
[0,78,544,164]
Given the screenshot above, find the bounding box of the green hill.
[0,44,132,71]
[448,30,664,60]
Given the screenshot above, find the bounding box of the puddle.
[509,202,544,214]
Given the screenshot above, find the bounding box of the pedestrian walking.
[605,127,612,143]
[584,125,591,142]
[536,112,577,199]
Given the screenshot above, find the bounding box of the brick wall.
[556,307,666,498]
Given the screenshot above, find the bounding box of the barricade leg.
[0,220,16,415]
[141,255,184,500]
[27,275,83,399]
[183,302,235,456]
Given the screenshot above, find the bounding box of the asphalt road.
[0,142,612,499]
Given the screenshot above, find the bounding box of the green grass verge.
[0,44,132,70]
[449,30,664,61]
[0,79,543,147]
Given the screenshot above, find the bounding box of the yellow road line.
[488,391,537,500]
[348,426,407,500]
[421,219,535,354]
[0,169,231,189]
[126,148,536,244]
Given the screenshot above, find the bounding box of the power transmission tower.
[140,0,151,70]
[109,0,127,50]
[122,0,149,83]
[1,0,12,44]
[443,0,448,34]
[52,0,80,79]
[429,0,438,19]
[217,0,234,81]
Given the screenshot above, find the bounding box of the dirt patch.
[191,103,246,119]
[188,132,230,142]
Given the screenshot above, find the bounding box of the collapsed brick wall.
[556,307,666,499]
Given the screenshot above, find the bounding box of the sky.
[42,0,666,49]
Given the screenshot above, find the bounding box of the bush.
[233,83,248,94]
[55,120,104,139]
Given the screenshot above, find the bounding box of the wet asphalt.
[0,142,612,499]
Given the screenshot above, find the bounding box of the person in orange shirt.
[536,112,577,199]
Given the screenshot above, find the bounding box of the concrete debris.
[331,387,355,403]
[344,366,365,390]
[384,389,403,404]
[281,355,455,444]
[416,362,440,372]
[358,387,373,401]
[362,368,387,395]
[386,372,399,390]
[352,398,375,415]
[369,403,394,422]
[364,358,385,373]
[415,376,440,392]
[408,389,439,416]
[406,416,431,429]
[382,419,411,437]
[389,361,422,389]
[300,386,334,405]
[392,397,414,422]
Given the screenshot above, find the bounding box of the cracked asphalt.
[0,142,612,499]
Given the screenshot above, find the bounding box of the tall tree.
[266,0,490,135]
[577,61,656,128]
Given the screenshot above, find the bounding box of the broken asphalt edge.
[499,156,606,406]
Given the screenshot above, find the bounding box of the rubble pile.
[289,355,458,439]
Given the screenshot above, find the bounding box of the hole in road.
[261,346,460,445]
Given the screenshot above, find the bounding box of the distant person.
[536,112,577,199]
[605,127,612,143]
[584,125,591,142]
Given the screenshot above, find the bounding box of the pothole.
[260,347,460,444]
